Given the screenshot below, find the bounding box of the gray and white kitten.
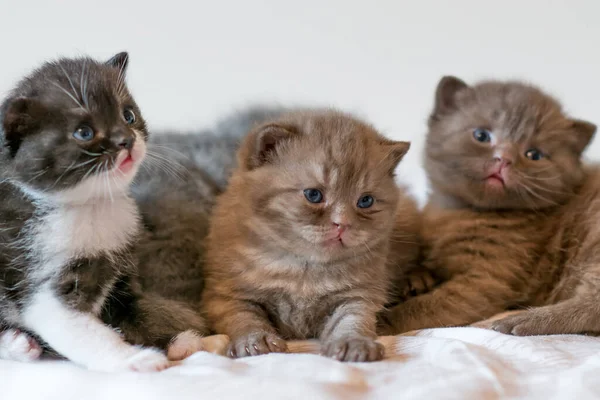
[0,53,199,371]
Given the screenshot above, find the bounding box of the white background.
[1,0,598,201]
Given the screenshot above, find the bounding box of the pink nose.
[333,222,349,236]
[493,157,512,171]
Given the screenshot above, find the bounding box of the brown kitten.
[202,110,421,362]
[382,76,598,335]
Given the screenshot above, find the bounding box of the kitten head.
[235,110,410,263]
[0,52,148,203]
[425,76,596,210]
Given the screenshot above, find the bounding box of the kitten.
[202,110,421,362]
[118,108,285,360]
[0,53,195,370]
[382,76,597,335]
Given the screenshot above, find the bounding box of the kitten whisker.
[80,149,103,157]
[516,182,559,207]
[27,168,50,183]
[145,150,188,171]
[57,62,84,109]
[513,172,571,196]
[51,160,78,189]
[142,154,186,181]
[63,158,97,171]
[80,59,90,109]
[147,143,189,159]
[82,163,100,182]
[103,161,114,203]
[49,81,85,111]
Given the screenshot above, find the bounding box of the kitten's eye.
[473,128,492,143]
[73,125,95,141]
[525,148,544,161]
[357,195,374,209]
[123,108,136,125]
[303,189,323,203]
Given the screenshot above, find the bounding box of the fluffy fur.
[202,110,422,362]
[0,53,202,370]
[383,76,600,336]
[104,108,287,359]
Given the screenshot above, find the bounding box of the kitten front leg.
[470,310,525,329]
[395,266,441,302]
[22,289,170,371]
[491,296,600,336]
[320,301,384,362]
[384,274,516,333]
[0,328,42,362]
[205,296,287,358]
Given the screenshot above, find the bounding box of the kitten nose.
[333,222,350,235]
[112,134,135,150]
[493,156,512,169]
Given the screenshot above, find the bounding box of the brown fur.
[202,110,421,361]
[383,76,600,336]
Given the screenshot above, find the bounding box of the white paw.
[167,330,205,361]
[122,348,171,372]
[0,329,43,362]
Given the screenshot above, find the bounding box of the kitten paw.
[167,330,204,361]
[0,329,43,362]
[228,332,287,358]
[121,348,172,372]
[399,268,438,299]
[492,310,560,336]
[321,337,384,362]
[471,310,525,329]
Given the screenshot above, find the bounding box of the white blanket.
[3,327,600,399]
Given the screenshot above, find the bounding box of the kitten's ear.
[431,75,469,120]
[241,123,299,170]
[570,119,596,155]
[1,97,45,156]
[380,139,411,174]
[106,52,129,73]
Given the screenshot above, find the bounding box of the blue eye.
[123,108,136,125]
[303,189,323,203]
[357,195,374,209]
[473,128,492,143]
[525,148,544,161]
[73,125,94,141]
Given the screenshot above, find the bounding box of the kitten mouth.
[115,151,135,173]
[323,237,345,248]
[486,173,505,187]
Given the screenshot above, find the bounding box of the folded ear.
[2,97,45,156]
[239,123,300,170]
[380,139,411,175]
[431,75,469,122]
[106,51,129,74]
[570,119,596,155]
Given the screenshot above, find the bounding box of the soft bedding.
[3,327,599,399]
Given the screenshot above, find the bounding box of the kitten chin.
[384,76,600,337]
[202,109,424,362]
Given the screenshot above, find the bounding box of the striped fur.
[384,77,599,336]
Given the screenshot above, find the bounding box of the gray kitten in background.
[106,107,286,359]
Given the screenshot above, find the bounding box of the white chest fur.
[38,197,139,257]
[23,195,140,283]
